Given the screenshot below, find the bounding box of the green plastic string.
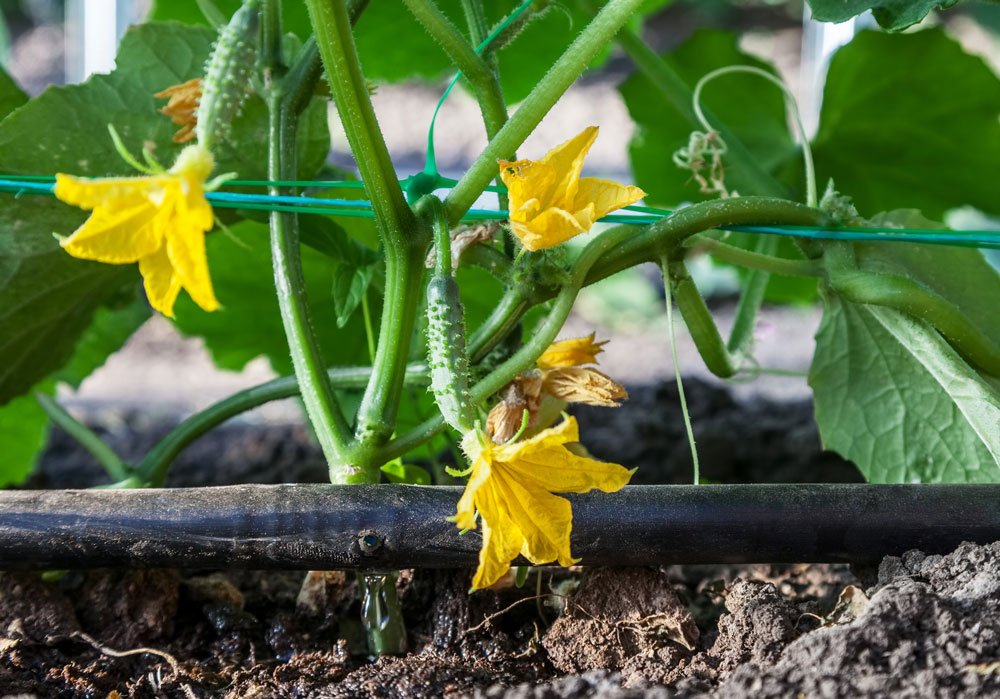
[2,177,1000,249]
[420,0,535,186]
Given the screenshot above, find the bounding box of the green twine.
[412,0,535,200]
[2,175,999,248]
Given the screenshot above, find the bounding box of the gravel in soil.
[8,379,995,697]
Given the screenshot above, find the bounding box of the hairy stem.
[307,0,430,463]
[692,235,822,278]
[267,97,355,478]
[306,0,415,248]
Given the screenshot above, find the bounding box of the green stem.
[405,0,511,208]
[268,104,354,475]
[660,257,700,484]
[580,198,825,292]
[460,242,513,280]
[830,270,1000,379]
[669,259,738,378]
[458,0,511,209]
[35,393,129,482]
[351,241,427,456]
[445,0,647,224]
[468,286,530,363]
[307,0,429,464]
[136,366,429,488]
[373,223,637,465]
[402,0,497,115]
[727,236,778,356]
[306,0,415,247]
[461,0,490,49]
[375,200,825,462]
[693,235,822,278]
[260,0,284,76]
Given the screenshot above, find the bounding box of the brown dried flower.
[486,334,626,444]
[154,78,202,144]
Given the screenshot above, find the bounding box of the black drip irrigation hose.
[1,484,998,570]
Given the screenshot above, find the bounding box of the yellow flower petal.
[498,416,632,494]
[455,447,491,531]
[164,186,219,312]
[471,476,526,590]
[58,201,164,263]
[139,243,182,317]
[511,206,587,252]
[54,174,165,211]
[574,177,646,221]
[538,126,598,209]
[497,126,641,251]
[493,467,575,568]
[537,333,607,370]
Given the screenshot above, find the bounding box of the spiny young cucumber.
[196,0,260,151]
[421,195,476,434]
[426,274,475,433]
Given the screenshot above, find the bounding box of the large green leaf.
[0,65,26,122]
[620,28,797,207]
[0,298,150,486]
[172,220,372,375]
[813,29,1000,220]
[810,294,999,483]
[0,22,327,180]
[806,0,958,31]
[0,195,134,404]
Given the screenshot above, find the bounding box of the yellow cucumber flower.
[498,126,646,251]
[456,416,633,590]
[55,144,220,318]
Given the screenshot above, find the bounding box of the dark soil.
[7,379,992,698]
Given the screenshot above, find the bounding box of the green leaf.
[809,295,1000,483]
[150,0,314,40]
[333,263,377,329]
[0,22,327,181]
[0,299,149,486]
[0,23,214,177]
[380,458,432,485]
[813,28,1000,220]
[0,389,50,487]
[172,220,372,375]
[0,65,26,122]
[806,0,958,31]
[620,30,814,302]
[620,28,797,207]
[0,194,134,405]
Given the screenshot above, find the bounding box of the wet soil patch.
[7,380,990,697]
